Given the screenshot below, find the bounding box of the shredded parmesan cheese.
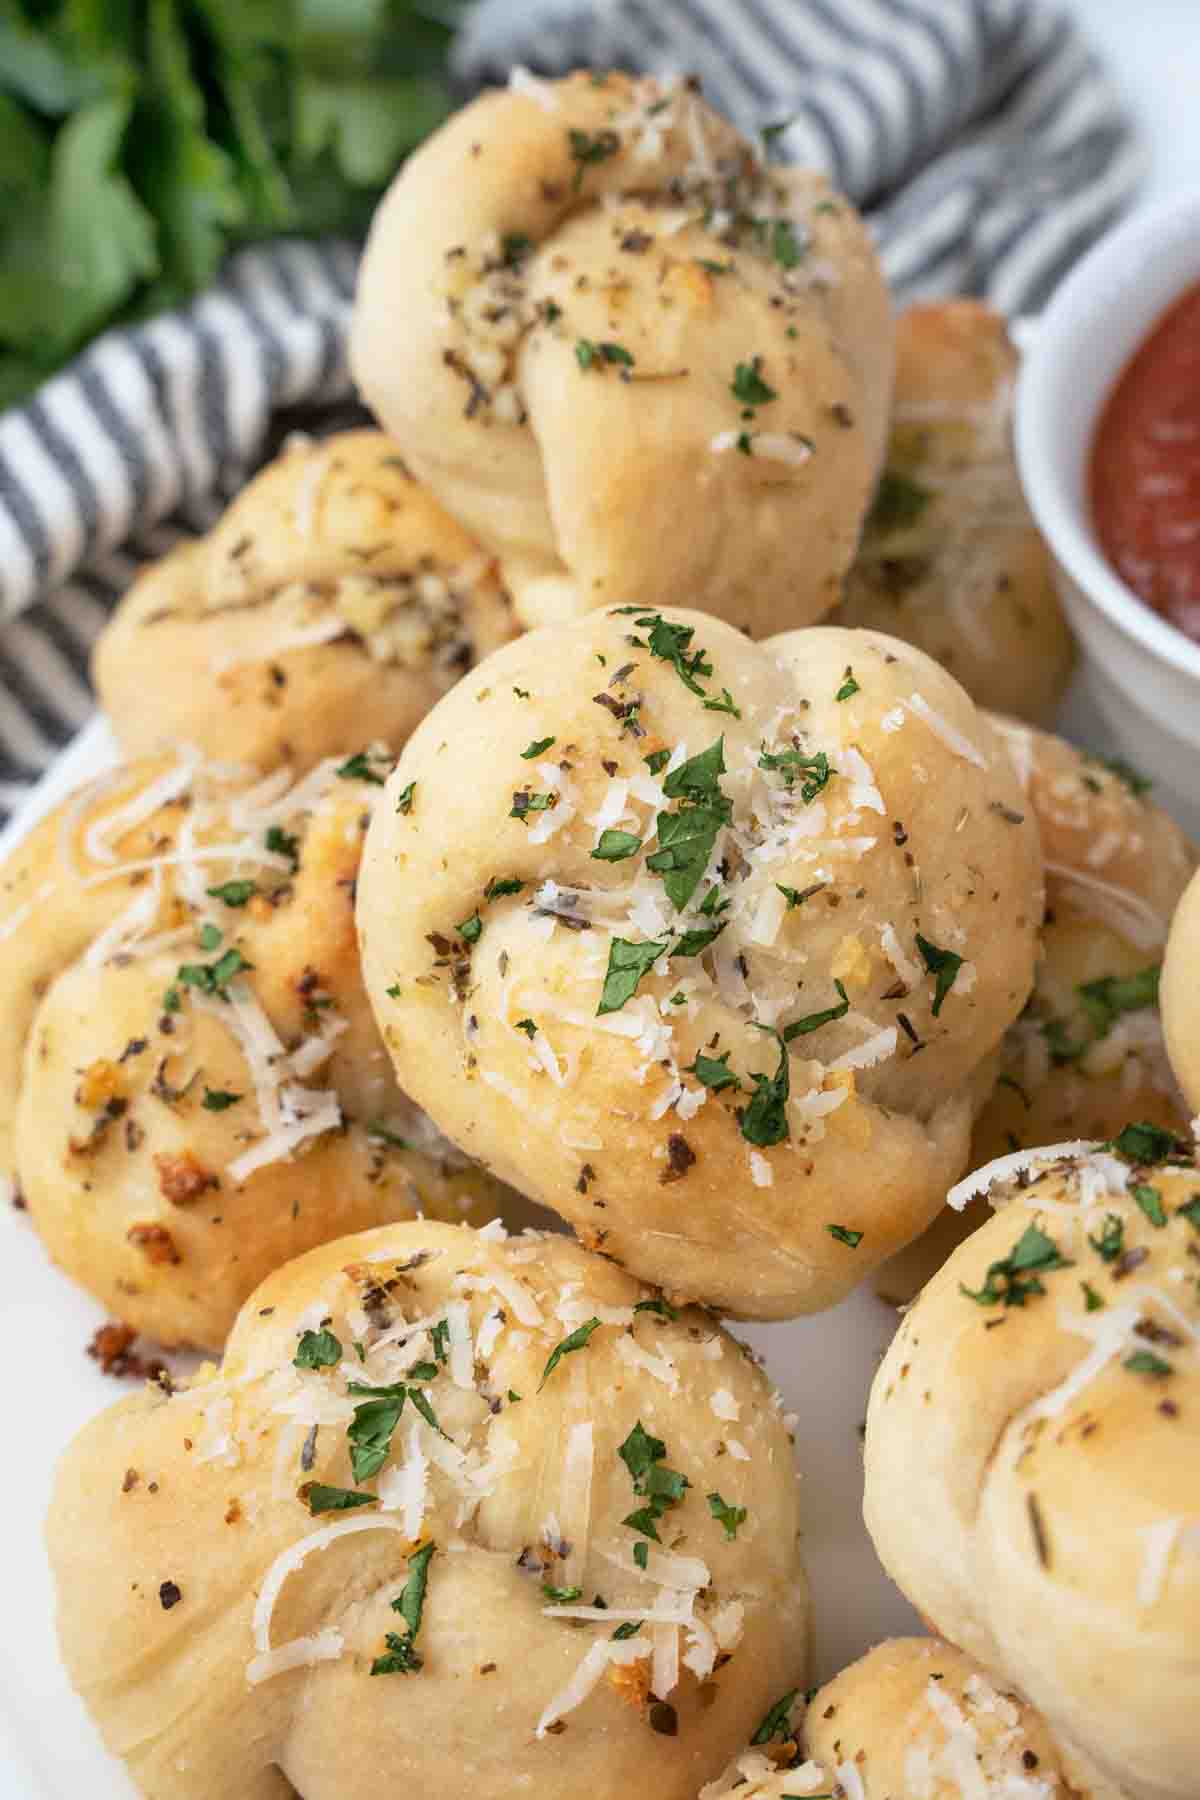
[906,693,988,768]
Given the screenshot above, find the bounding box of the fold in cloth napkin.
[0,0,1140,825]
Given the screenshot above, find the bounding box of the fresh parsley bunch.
[0,0,462,404]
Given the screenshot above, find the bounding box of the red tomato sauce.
[1090,279,1200,642]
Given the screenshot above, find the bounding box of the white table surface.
[3,4,1200,1794]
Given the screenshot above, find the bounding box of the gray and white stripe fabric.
[0,0,1139,825]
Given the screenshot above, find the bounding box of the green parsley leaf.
[293,1328,342,1370]
[707,1491,747,1539]
[1133,1183,1168,1228]
[367,1120,410,1149]
[633,1297,679,1320]
[1106,1121,1188,1165]
[395,782,416,816]
[1081,1281,1105,1312]
[510,789,556,823]
[202,1086,241,1112]
[407,1387,447,1438]
[521,735,557,759]
[835,667,860,702]
[176,946,253,1001]
[337,751,385,785]
[827,1223,863,1248]
[514,1018,538,1038]
[777,881,825,909]
[542,1583,584,1603]
[539,1317,602,1389]
[751,1689,799,1745]
[731,356,776,408]
[634,613,714,696]
[370,1542,435,1675]
[457,912,483,945]
[648,802,732,911]
[592,829,643,862]
[770,218,803,268]
[699,884,731,916]
[618,1421,689,1543]
[670,921,727,957]
[568,126,619,189]
[198,922,223,951]
[612,1621,642,1640]
[618,1421,667,1486]
[696,257,733,275]
[484,876,525,900]
[960,1222,1072,1308]
[739,1031,790,1148]
[1089,1214,1125,1262]
[1125,1350,1173,1377]
[348,1392,407,1484]
[1178,1197,1200,1231]
[501,232,532,266]
[703,687,742,718]
[757,746,832,802]
[685,1050,741,1092]
[597,936,669,1015]
[265,824,299,867]
[644,748,670,775]
[302,1483,377,1515]
[430,1320,449,1365]
[782,981,850,1039]
[1077,966,1160,1039]
[915,933,964,1016]
[206,879,257,907]
[867,469,932,534]
[162,985,181,1013]
[1088,753,1152,796]
[633,1541,649,1570]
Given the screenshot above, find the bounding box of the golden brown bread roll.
[877,721,1195,1304]
[834,301,1074,724]
[356,605,1042,1319]
[46,1219,811,1799]
[700,1637,1119,1798]
[93,431,516,774]
[1162,864,1200,1114]
[351,71,892,636]
[0,752,511,1348]
[864,1134,1200,1800]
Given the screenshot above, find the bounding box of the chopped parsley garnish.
[371,1542,435,1675]
[867,468,932,534]
[699,883,730,917]
[576,339,635,371]
[337,750,385,785]
[612,1621,642,1640]
[783,981,849,1038]
[302,1483,376,1514]
[757,745,832,802]
[457,912,483,945]
[484,876,525,900]
[1107,1121,1189,1165]
[162,985,181,1013]
[1078,966,1160,1037]
[206,879,257,907]
[827,1223,863,1248]
[633,1541,649,1570]
[1081,1281,1105,1311]
[960,1221,1071,1307]
[835,666,860,702]
[644,748,671,775]
[348,1391,409,1484]
[634,1297,679,1320]
[521,735,556,759]
[707,1491,747,1539]
[686,1050,741,1092]
[597,936,668,1015]
[1089,1214,1124,1261]
[915,933,964,1016]
[539,1317,602,1389]
[592,829,643,862]
[294,1327,342,1370]
[1178,1197,1200,1231]
[510,790,556,823]
[430,1320,449,1365]
[738,1031,790,1148]
[770,218,803,268]
[751,1689,799,1745]
[731,356,776,408]
[198,922,222,950]
[703,686,742,719]
[618,1421,689,1542]
[777,881,824,909]
[670,921,727,957]
[395,782,416,815]
[1132,1183,1167,1228]
[633,612,713,695]
[1125,1350,1173,1377]
[1088,752,1152,796]
[501,232,532,266]
[515,1018,538,1038]
[646,737,732,911]
[367,1123,410,1154]
[542,1583,583,1604]
[567,126,619,189]
[265,824,300,867]
[202,1086,241,1111]
[176,945,253,1001]
[696,257,733,275]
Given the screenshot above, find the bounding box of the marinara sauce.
[1090,280,1200,642]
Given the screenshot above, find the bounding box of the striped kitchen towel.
[0,0,1140,825]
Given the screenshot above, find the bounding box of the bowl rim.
[1014,190,1200,685]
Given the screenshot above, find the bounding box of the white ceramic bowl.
[1015,192,1200,835]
